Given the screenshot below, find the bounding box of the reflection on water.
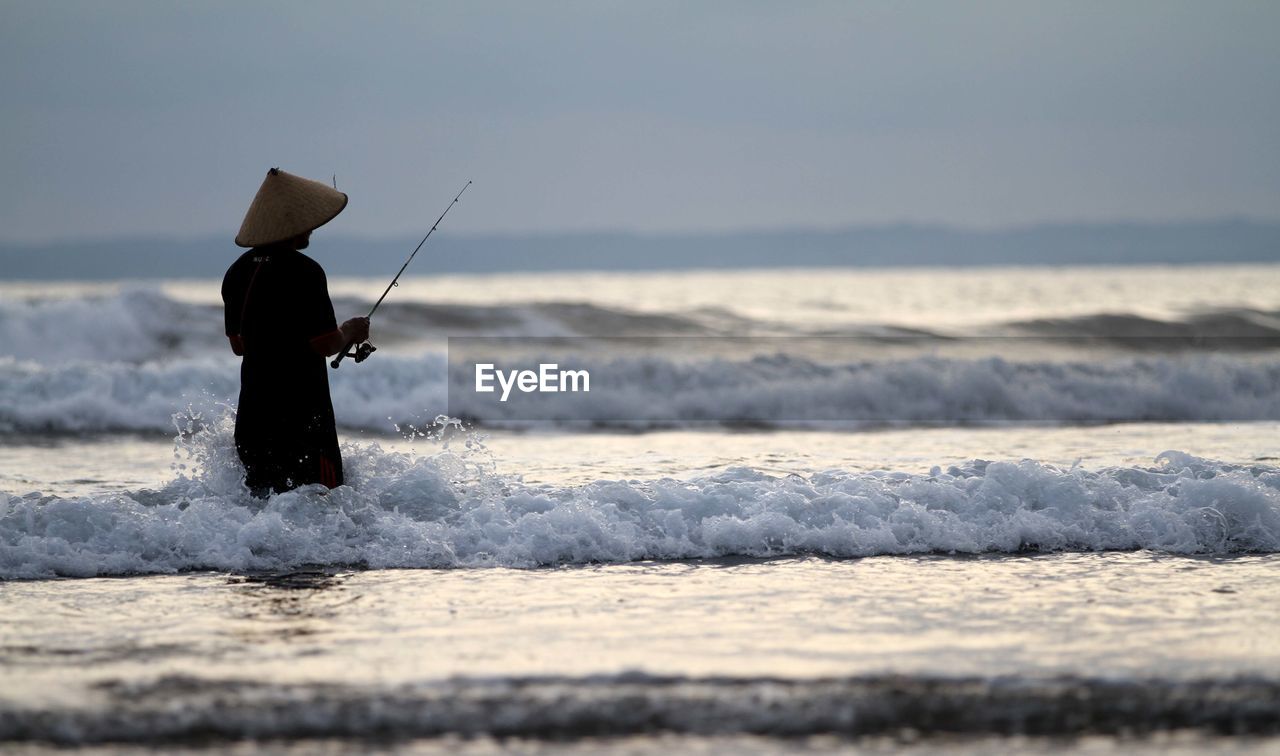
[224,569,358,641]
[4,554,1278,693]
[230,569,350,592]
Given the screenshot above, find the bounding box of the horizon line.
[3,215,1279,248]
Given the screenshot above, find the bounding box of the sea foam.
[2,414,1278,579]
[6,288,1280,432]
[4,351,1280,433]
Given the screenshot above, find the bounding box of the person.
[221,168,370,496]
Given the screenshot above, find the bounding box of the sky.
[1,1,1278,242]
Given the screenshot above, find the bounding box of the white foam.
[4,352,1280,433]
[450,352,1280,426]
[0,357,239,433]
[0,289,225,364]
[2,414,1278,579]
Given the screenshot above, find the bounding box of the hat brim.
[235,168,349,248]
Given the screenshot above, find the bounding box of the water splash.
[3,410,1280,579]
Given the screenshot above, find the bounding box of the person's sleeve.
[222,265,241,337]
[302,264,341,343]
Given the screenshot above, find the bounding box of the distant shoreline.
[3,219,1277,280]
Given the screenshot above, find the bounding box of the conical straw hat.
[235,168,349,248]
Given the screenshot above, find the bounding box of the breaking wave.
[6,290,1280,366]
[3,414,1279,579]
[0,289,747,365]
[3,352,1280,433]
[5,289,1280,434]
[0,289,225,364]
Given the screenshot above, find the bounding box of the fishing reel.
[350,341,377,362]
[330,341,376,369]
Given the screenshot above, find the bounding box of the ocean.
[2,264,1280,752]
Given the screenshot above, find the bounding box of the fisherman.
[222,168,370,496]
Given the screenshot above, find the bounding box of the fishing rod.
[331,180,471,369]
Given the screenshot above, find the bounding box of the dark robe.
[221,246,343,495]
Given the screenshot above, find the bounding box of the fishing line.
[332,180,471,368]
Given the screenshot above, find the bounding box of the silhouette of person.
[222,168,369,496]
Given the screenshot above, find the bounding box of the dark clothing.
[222,246,343,494]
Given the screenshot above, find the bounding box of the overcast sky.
[2,1,1277,242]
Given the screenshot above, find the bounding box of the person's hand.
[340,317,370,343]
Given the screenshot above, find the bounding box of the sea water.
[2,265,1279,751]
